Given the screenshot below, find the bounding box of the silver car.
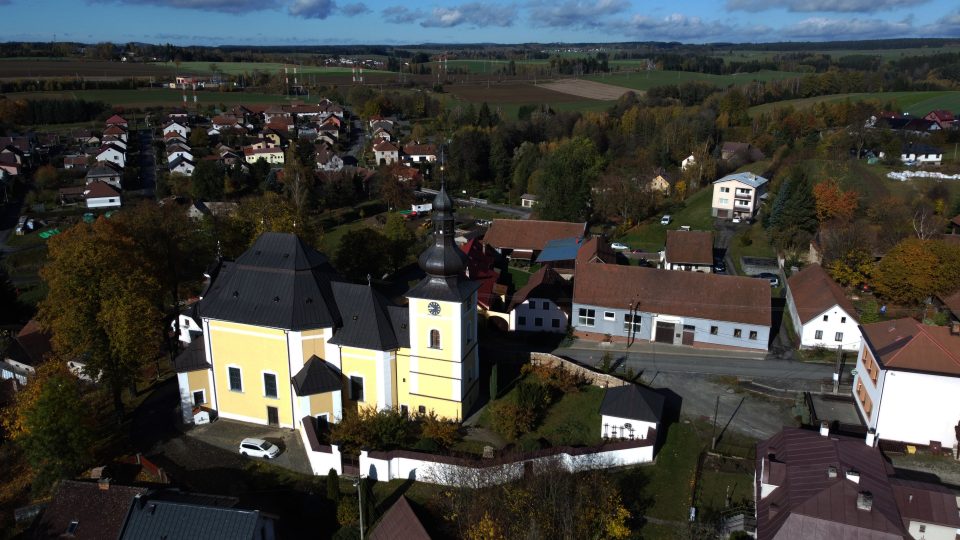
[239,437,281,459]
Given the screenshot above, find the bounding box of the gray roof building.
[329,282,402,351]
[600,384,664,423]
[118,493,276,540]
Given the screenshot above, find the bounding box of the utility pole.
[833,345,843,394]
[711,395,720,450]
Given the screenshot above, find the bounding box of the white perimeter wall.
[876,370,960,447]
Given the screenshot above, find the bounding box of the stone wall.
[530,352,628,388]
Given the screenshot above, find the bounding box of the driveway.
[185,418,312,475]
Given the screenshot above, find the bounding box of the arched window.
[429,329,441,349]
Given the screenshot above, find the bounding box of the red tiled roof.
[368,496,431,540]
[105,114,127,125]
[373,140,399,152]
[34,480,147,540]
[483,219,586,253]
[575,236,615,268]
[664,230,713,265]
[402,143,436,156]
[84,180,121,199]
[939,289,960,317]
[509,265,571,312]
[861,318,960,376]
[574,263,771,326]
[786,264,858,325]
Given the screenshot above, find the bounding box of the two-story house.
[711,172,769,221]
[852,318,960,449]
[373,140,399,166]
[786,264,861,351]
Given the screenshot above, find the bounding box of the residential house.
[288,104,323,120]
[461,237,503,312]
[64,154,89,169]
[298,127,319,141]
[572,262,771,350]
[1,144,25,166]
[95,144,126,168]
[31,480,149,540]
[169,157,196,176]
[508,266,572,333]
[317,124,340,141]
[534,236,584,276]
[600,383,664,441]
[647,169,672,194]
[853,318,960,449]
[936,289,960,323]
[86,161,123,189]
[755,427,960,540]
[103,123,128,143]
[168,108,190,121]
[260,129,287,148]
[0,154,20,176]
[84,181,122,208]
[162,121,190,138]
[786,264,861,351]
[370,118,394,132]
[211,115,242,131]
[167,146,193,164]
[711,172,769,220]
[368,496,432,540]
[394,166,422,184]
[101,137,127,151]
[923,110,956,130]
[243,146,285,165]
[72,130,101,147]
[187,200,238,220]
[885,117,940,133]
[0,136,32,157]
[266,118,295,133]
[315,146,344,172]
[174,187,482,429]
[661,230,713,272]
[483,219,587,261]
[0,320,51,385]
[262,105,290,124]
[721,141,765,163]
[105,114,128,128]
[681,154,696,170]
[900,143,943,165]
[373,140,400,166]
[520,193,538,208]
[402,143,437,164]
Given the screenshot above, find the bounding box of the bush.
[522,363,587,393]
[739,230,753,247]
[489,401,535,441]
[418,410,461,450]
[337,498,359,527]
[330,406,415,452]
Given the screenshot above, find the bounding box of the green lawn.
[639,422,702,521]
[507,264,540,289]
[749,91,960,117]
[588,70,805,92]
[156,61,390,76]
[616,187,715,252]
[4,88,296,107]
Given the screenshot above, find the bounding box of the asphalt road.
[556,342,843,383]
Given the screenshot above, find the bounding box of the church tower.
[399,186,481,420]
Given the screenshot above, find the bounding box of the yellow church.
[174,187,482,430]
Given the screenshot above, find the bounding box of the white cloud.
[612,13,734,40]
[528,0,630,28]
[340,2,369,16]
[780,16,914,38]
[726,0,929,13]
[95,0,279,14]
[420,2,518,28]
[289,0,336,18]
[382,5,424,23]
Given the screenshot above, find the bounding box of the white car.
[732,216,742,224]
[239,437,281,459]
[660,215,672,225]
[610,242,629,250]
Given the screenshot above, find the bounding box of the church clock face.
[427,302,441,316]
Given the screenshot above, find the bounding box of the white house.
[167,148,193,164]
[520,194,538,208]
[600,383,664,441]
[681,154,696,170]
[162,121,191,138]
[316,147,344,172]
[373,140,399,166]
[83,181,122,208]
[507,266,571,334]
[661,230,713,273]
[900,143,943,165]
[402,143,437,163]
[711,172,769,221]
[95,144,126,168]
[786,264,861,351]
[169,157,196,176]
[853,318,960,449]
[243,147,284,165]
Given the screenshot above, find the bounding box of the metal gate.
[682,325,695,345]
[655,322,675,344]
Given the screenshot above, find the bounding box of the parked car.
[753,272,779,287]
[610,242,629,250]
[239,437,281,459]
[660,215,672,225]
[732,216,742,224]
[712,259,726,273]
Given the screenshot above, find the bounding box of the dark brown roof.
[84,181,121,199]
[574,263,771,326]
[860,318,960,376]
[368,496,431,540]
[484,219,586,252]
[402,143,436,156]
[664,230,713,265]
[508,266,572,312]
[9,319,52,366]
[890,477,960,529]
[32,480,147,539]
[951,214,960,228]
[787,264,858,325]
[755,428,905,540]
[575,236,615,268]
[373,140,399,153]
[939,289,960,317]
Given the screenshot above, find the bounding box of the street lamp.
[353,475,365,540]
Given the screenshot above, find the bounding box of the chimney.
[820,421,830,437]
[857,491,873,511]
[866,429,877,448]
[950,321,959,336]
[827,465,838,479]
[846,469,861,484]
[97,477,111,491]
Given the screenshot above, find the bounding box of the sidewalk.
[557,339,768,361]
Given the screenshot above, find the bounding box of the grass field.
[717,45,960,62]
[749,90,960,116]
[155,61,390,76]
[587,70,806,91]
[0,58,175,79]
[616,187,715,252]
[3,88,298,107]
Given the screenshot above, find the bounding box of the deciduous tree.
[813,178,858,223]
[536,137,603,222]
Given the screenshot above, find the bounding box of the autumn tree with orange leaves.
[813,178,859,223]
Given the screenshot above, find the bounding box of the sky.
[2,0,960,46]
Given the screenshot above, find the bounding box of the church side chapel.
[174,186,482,432]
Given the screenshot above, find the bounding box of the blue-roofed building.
[711,172,769,221]
[535,236,583,275]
